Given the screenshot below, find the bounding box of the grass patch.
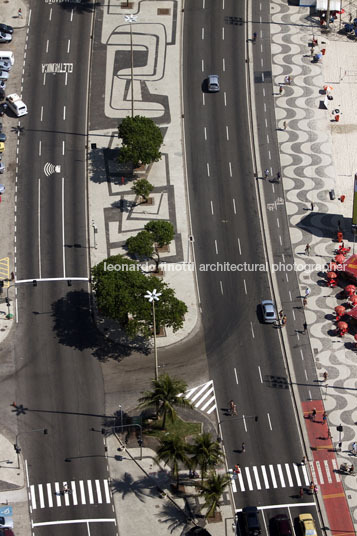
[144,416,201,441]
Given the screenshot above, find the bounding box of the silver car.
[208,74,220,92]
[0,32,12,43]
[0,162,5,174]
[0,71,9,80]
[261,300,277,323]
[0,60,11,72]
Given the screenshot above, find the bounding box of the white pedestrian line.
[181,380,216,415]
[29,479,111,509]
[231,460,342,493]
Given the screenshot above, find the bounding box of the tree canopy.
[131,178,154,203]
[91,255,187,338]
[126,220,174,271]
[118,115,163,167]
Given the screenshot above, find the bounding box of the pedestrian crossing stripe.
[30,479,111,509]
[179,380,216,415]
[0,257,9,287]
[229,461,338,493]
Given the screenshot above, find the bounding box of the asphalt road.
[13,1,116,534]
[183,0,321,527]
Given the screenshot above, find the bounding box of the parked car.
[0,61,11,72]
[0,32,11,43]
[0,24,13,35]
[0,142,5,153]
[0,162,5,174]
[0,133,6,142]
[271,515,292,536]
[0,103,8,116]
[299,514,317,536]
[0,71,9,81]
[207,74,220,92]
[242,507,261,536]
[0,81,6,91]
[261,299,278,323]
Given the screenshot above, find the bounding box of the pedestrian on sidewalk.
[279,84,283,95]
[309,481,314,494]
[18,8,22,18]
[279,310,284,320]
[323,371,328,382]
[305,244,311,255]
[303,321,308,333]
[310,46,315,57]
[322,411,327,423]
[352,441,357,455]
[314,484,318,494]
[311,201,315,211]
[287,75,291,85]
[303,298,308,308]
[281,315,287,326]
[283,120,287,130]
[301,456,306,465]
[311,408,317,421]
[305,287,311,298]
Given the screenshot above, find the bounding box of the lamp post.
[144,289,161,380]
[14,428,48,469]
[6,283,15,318]
[124,14,137,118]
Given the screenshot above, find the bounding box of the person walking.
[234,464,240,474]
[323,371,328,382]
[279,84,283,95]
[311,408,317,421]
[311,46,315,57]
[232,403,238,416]
[279,310,284,320]
[252,32,257,43]
[229,400,235,415]
[276,171,281,183]
[18,8,22,18]
[311,201,315,211]
[305,287,311,298]
[352,441,357,455]
[241,442,246,453]
[322,411,327,423]
[303,321,307,333]
[305,244,311,255]
[299,487,304,498]
[301,456,306,465]
[63,484,72,494]
[303,298,307,308]
[264,168,270,180]
[281,315,287,326]
[283,120,287,130]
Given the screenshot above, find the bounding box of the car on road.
[0,71,9,80]
[207,74,220,92]
[0,61,11,72]
[0,32,11,43]
[0,24,13,35]
[242,507,261,536]
[299,513,317,536]
[261,299,278,323]
[271,514,292,536]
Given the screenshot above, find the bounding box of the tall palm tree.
[137,373,193,429]
[155,434,191,487]
[196,471,231,519]
[189,432,223,482]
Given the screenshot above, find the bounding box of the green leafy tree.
[155,434,191,487]
[118,115,163,167]
[196,472,231,519]
[131,178,154,203]
[189,433,223,483]
[91,256,187,338]
[126,220,174,272]
[137,374,193,428]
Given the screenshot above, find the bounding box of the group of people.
[264,168,281,182]
[340,462,354,474]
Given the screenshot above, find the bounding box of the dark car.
[0,133,6,142]
[271,515,292,536]
[242,507,261,536]
[0,24,13,35]
[0,103,7,116]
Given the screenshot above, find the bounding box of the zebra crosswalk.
[230,459,341,493]
[30,479,111,509]
[180,380,216,415]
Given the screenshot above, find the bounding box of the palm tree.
[196,471,231,519]
[137,374,193,429]
[155,434,191,487]
[189,433,223,482]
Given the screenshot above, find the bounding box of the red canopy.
[340,254,357,282]
[345,308,357,320]
[350,296,357,305]
[335,305,345,315]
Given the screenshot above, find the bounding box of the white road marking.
[63,106,66,120]
[46,483,53,508]
[46,40,49,53]
[229,161,232,176]
[285,464,294,486]
[267,413,272,430]
[237,472,245,491]
[245,467,254,490]
[261,466,269,489]
[54,482,61,506]
[331,459,341,481]
[71,481,78,505]
[63,483,70,506]
[67,39,71,53]
[224,92,227,106]
[43,73,46,86]
[315,461,324,484]
[201,59,204,72]
[237,237,241,255]
[39,140,41,156]
[226,125,229,141]
[258,366,263,383]
[30,485,36,509]
[70,8,74,22]
[65,71,68,86]
[222,57,225,71]
[32,519,116,528]
[300,349,304,361]
[301,465,310,485]
[294,464,301,486]
[62,177,66,278]
[62,141,65,155]
[207,162,210,177]
[49,7,52,20]
[204,127,207,140]
[252,466,261,490]
[40,106,43,122]
[250,321,254,338]
[104,480,111,503]
[269,465,278,488]
[233,198,236,214]
[215,240,218,254]
[324,460,332,484]
[38,179,42,279]
[243,279,247,294]
[234,367,238,384]
[38,484,45,508]
[87,480,94,504]
[210,200,214,214]
[277,465,286,487]
[95,480,102,503]
[219,281,224,295]
[201,27,204,40]
[277,217,280,228]
[79,480,86,504]
[222,27,224,40]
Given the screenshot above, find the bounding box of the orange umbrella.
[335,305,345,316]
[337,321,348,330]
[327,271,337,279]
[335,254,346,264]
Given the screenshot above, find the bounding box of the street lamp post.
[124,14,137,118]
[144,289,161,380]
[6,283,15,318]
[14,428,48,469]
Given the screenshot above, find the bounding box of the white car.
[0,60,11,72]
[0,162,5,173]
[0,32,12,43]
[0,71,9,80]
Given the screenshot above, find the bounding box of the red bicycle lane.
[302,400,355,535]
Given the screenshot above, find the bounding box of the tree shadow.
[51,289,150,361]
